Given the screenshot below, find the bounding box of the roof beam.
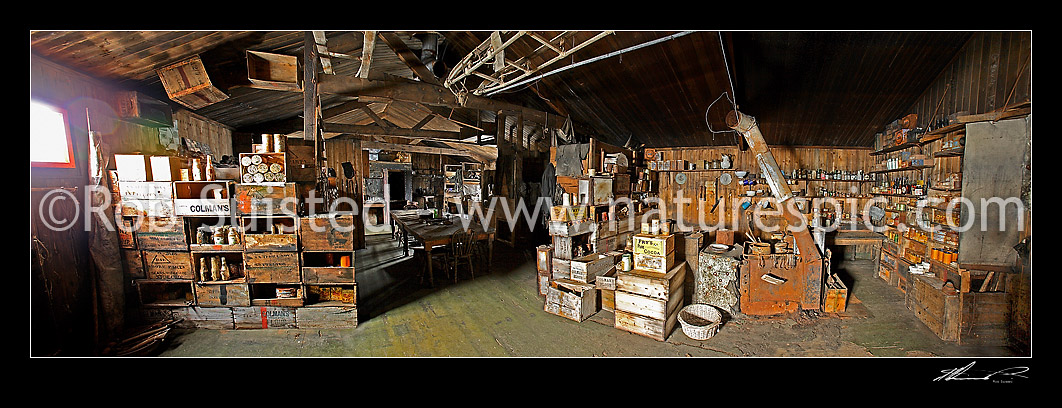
[322,122,465,139]
[357,31,376,78]
[312,31,334,74]
[378,32,441,86]
[318,74,567,129]
[357,140,471,157]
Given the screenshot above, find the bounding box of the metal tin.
[273,134,286,153]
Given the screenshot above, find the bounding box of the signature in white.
[934,361,1029,382]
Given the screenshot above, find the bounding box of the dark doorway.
[387,170,407,208]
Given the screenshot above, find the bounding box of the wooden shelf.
[933,148,964,158]
[870,192,927,198]
[870,141,921,156]
[790,178,872,183]
[928,185,961,192]
[654,169,733,172]
[868,164,934,174]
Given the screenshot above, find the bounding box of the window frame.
[30,100,77,169]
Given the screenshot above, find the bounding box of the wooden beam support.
[323,122,464,139]
[358,140,470,157]
[378,32,442,86]
[303,32,320,142]
[312,31,334,75]
[410,114,434,130]
[318,74,567,129]
[358,31,376,78]
[360,105,394,128]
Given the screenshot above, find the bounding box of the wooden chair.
[413,239,451,285]
[449,230,477,283]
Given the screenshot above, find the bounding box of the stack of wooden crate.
[543,204,607,322]
[111,150,358,330]
[613,232,686,341]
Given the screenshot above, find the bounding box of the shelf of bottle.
[870,192,927,198]
[868,164,934,174]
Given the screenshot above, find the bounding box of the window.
[30,100,75,168]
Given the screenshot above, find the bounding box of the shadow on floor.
[352,234,539,323]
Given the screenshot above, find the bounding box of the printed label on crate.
[174,199,232,216]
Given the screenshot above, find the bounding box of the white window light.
[30,100,75,168]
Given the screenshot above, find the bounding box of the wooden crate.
[536,245,553,274]
[239,152,287,184]
[285,145,316,182]
[244,252,301,283]
[551,233,593,261]
[122,249,145,278]
[537,273,550,296]
[570,253,615,284]
[120,199,176,218]
[548,219,597,237]
[614,308,680,342]
[246,50,302,91]
[233,306,298,329]
[299,214,355,251]
[141,250,195,280]
[156,55,229,110]
[957,291,1009,346]
[173,181,233,216]
[906,274,959,341]
[135,280,195,307]
[601,289,616,312]
[632,251,676,274]
[194,281,251,307]
[615,284,684,322]
[296,306,358,329]
[115,90,173,128]
[301,252,356,284]
[234,183,298,215]
[550,205,589,222]
[551,258,571,280]
[118,181,173,201]
[595,268,617,291]
[242,216,299,251]
[616,262,686,301]
[577,176,613,206]
[250,283,305,307]
[135,216,187,250]
[182,307,236,330]
[632,233,676,257]
[822,274,848,313]
[544,279,598,322]
[593,234,618,254]
[305,284,356,306]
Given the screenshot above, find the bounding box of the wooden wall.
[906,31,1031,126]
[652,146,873,231]
[31,54,235,355]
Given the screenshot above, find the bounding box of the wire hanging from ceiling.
[704,31,742,146]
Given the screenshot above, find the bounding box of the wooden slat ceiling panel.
[30,30,975,148]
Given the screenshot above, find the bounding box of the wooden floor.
[157,234,1024,358]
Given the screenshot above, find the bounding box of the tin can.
[261,134,273,152]
[273,134,286,153]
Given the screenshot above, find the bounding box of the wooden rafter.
[322,122,465,139]
[358,31,376,78]
[312,31,334,74]
[378,32,441,86]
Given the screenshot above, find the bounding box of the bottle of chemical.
[219,261,230,281]
[227,226,240,245]
[213,226,226,245]
[205,155,216,181]
[210,256,221,281]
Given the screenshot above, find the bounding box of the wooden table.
[390,209,495,287]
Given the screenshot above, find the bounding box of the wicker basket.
[677,304,722,341]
